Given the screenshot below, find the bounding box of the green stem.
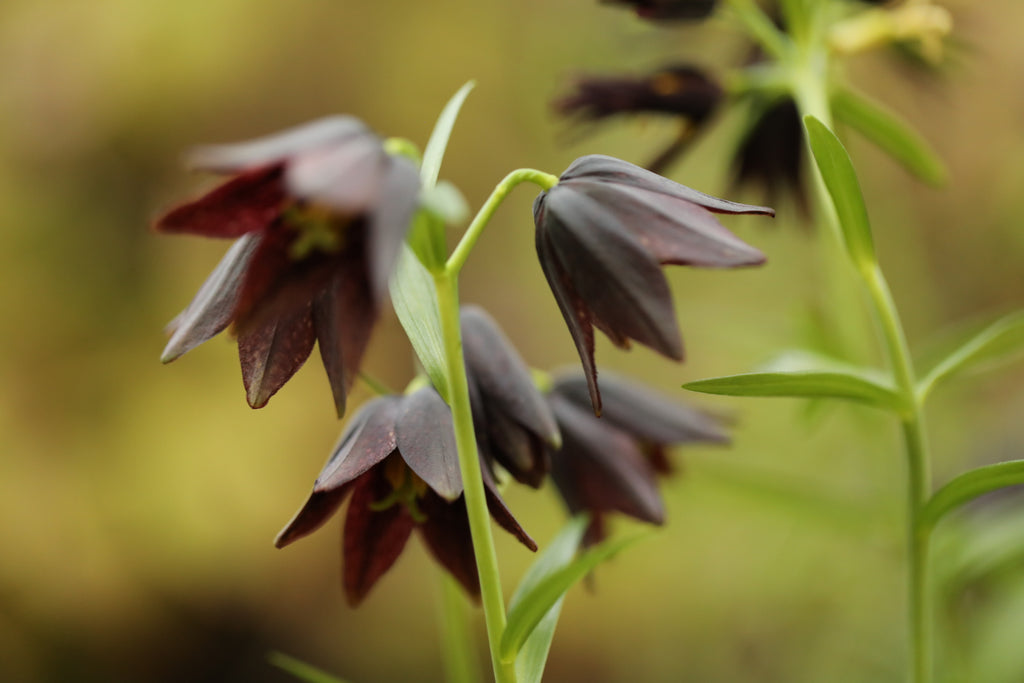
[791,44,933,683]
[446,168,558,276]
[438,571,482,683]
[434,270,517,683]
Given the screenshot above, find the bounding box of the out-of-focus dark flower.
[461,306,561,488]
[156,117,420,416]
[533,154,772,413]
[546,371,729,544]
[605,0,717,21]
[731,97,806,211]
[555,65,724,174]
[274,387,536,606]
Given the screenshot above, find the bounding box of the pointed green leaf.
[684,368,905,412]
[804,115,877,269]
[918,311,1024,400]
[421,81,475,190]
[833,88,946,186]
[268,652,350,683]
[501,524,643,664]
[421,180,470,225]
[508,516,588,683]
[389,244,449,400]
[921,460,1024,531]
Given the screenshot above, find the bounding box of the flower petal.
[482,474,537,551]
[418,493,479,598]
[570,179,765,267]
[186,116,369,173]
[154,165,286,238]
[366,157,421,302]
[161,233,260,363]
[236,297,316,409]
[534,204,601,414]
[554,372,729,445]
[544,186,683,360]
[343,468,416,606]
[561,154,774,216]
[285,131,388,213]
[461,306,560,446]
[549,395,665,526]
[396,388,462,500]
[312,249,379,418]
[316,396,401,491]
[273,485,352,550]
[477,406,549,488]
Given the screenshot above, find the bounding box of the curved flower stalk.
[534,154,772,413]
[274,387,536,606]
[156,117,420,416]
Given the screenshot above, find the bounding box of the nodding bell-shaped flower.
[605,0,717,21]
[546,371,729,545]
[156,116,420,416]
[461,306,561,488]
[732,98,807,211]
[274,387,536,606]
[533,155,772,414]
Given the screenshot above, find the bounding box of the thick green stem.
[434,271,517,683]
[446,168,558,276]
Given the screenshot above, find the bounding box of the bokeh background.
[3,1,1024,681]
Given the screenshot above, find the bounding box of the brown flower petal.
[154,165,286,238]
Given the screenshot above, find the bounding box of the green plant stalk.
[439,572,481,683]
[791,36,933,683]
[434,269,516,683]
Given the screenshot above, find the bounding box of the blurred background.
[3,0,1024,681]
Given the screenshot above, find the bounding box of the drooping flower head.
[461,306,561,488]
[533,155,772,413]
[731,97,806,211]
[605,0,717,21]
[546,371,729,544]
[275,387,535,605]
[156,117,420,416]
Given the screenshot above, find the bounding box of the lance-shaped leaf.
[389,244,449,400]
[684,367,905,413]
[918,311,1024,400]
[921,460,1024,531]
[500,527,643,663]
[804,115,876,270]
[510,516,589,683]
[421,81,475,190]
[267,652,350,683]
[832,87,947,186]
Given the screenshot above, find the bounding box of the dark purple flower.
[461,306,561,488]
[156,117,420,416]
[274,387,536,606]
[605,0,717,21]
[731,97,806,211]
[546,371,729,544]
[533,154,772,413]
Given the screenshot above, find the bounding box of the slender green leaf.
[509,517,589,683]
[921,460,1024,530]
[389,244,448,400]
[421,81,475,190]
[501,527,643,664]
[804,115,877,268]
[268,652,350,683]
[421,180,470,226]
[684,369,905,412]
[833,88,947,186]
[918,311,1024,399]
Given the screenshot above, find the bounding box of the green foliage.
[268,652,350,683]
[389,244,449,400]
[421,81,476,189]
[918,311,1024,400]
[921,460,1024,531]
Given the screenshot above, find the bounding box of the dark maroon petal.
[154,166,286,238]
[162,233,260,363]
[343,468,416,606]
[534,201,602,414]
[461,306,560,446]
[560,155,774,216]
[478,407,549,488]
[418,493,479,599]
[285,132,388,213]
[556,65,721,122]
[554,372,729,445]
[396,389,462,500]
[570,179,766,267]
[549,395,666,526]
[273,485,352,549]
[365,157,421,302]
[186,116,369,173]
[544,186,683,360]
[316,396,401,491]
[483,479,538,551]
[312,246,379,418]
[236,298,316,409]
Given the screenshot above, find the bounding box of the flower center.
[368,455,429,523]
[282,203,354,260]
